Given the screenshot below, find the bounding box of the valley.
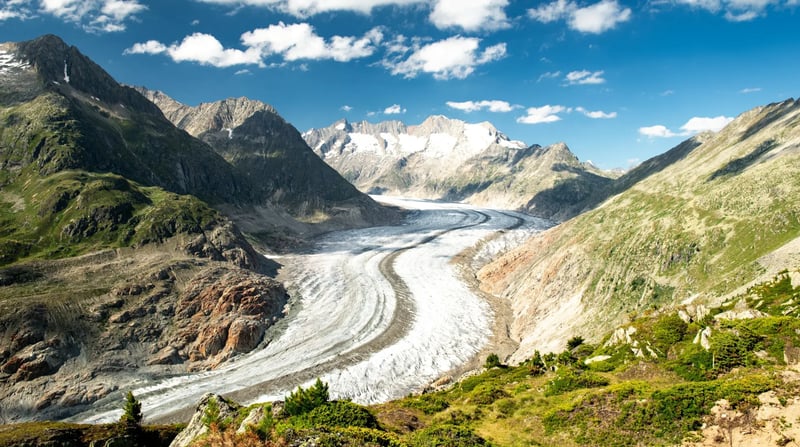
[67,197,549,425]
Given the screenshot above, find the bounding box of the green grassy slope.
[479,98,800,356]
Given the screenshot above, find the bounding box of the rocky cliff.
[304,116,614,219]
[478,98,800,360]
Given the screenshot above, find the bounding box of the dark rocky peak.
[15,34,161,115]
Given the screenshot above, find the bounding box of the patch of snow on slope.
[381,133,399,154]
[398,134,426,154]
[63,61,70,83]
[425,133,458,159]
[0,50,31,75]
[346,133,382,154]
[335,122,346,131]
[463,123,496,154]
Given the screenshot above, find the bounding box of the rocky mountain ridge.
[304,116,614,219]
[479,97,800,360]
[137,88,396,239]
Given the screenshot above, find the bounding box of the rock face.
[137,88,396,233]
[169,393,241,447]
[0,255,288,422]
[304,116,614,219]
[478,98,800,361]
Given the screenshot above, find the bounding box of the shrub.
[544,368,609,396]
[307,401,379,429]
[567,336,585,350]
[484,353,501,369]
[404,393,450,415]
[284,378,330,417]
[408,424,490,447]
[120,391,142,427]
[652,313,688,354]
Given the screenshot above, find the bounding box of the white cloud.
[340,105,353,112]
[430,0,510,31]
[33,0,146,32]
[570,0,631,33]
[680,116,734,133]
[126,24,382,68]
[576,106,617,118]
[565,69,606,85]
[384,104,406,114]
[528,0,631,33]
[0,0,32,21]
[674,0,783,21]
[537,70,561,82]
[739,87,761,94]
[126,33,262,67]
[516,105,568,124]
[195,0,424,17]
[661,89,675,96]
[639,115,734,138]
[446,100,519,113]
[382,36,506,80]
[241,22,383,62]
[639,125,678,138]
[124,40,167,55]
[191,19,200,25]
[234,68,252,75]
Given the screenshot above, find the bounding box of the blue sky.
[1,0,798,169]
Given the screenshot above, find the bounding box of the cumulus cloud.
[638,125,678,138]
[382,36,506,80]
[639,115,734,138]
[139,33,262,67]
[196,0,512,31]
[195,0,422,16]
[126,24,382,67]
[241,22,383,62]
[384,104,406,114]
[576,106,617,118]
[24,0,147,32]
[429,0,510,31]
[565,69,606,85]
[528,0,631,33]
[340,105,353,112]
[680,116,734,133]
[516,105,568,124]
[674,0,785,21]
[446,100,519,113]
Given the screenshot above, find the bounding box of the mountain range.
[304,117,615,220]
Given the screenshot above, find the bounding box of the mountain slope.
[304,117,614,219]
[137,89,395,236]
[479,98,800,359]
[0,35,290,421]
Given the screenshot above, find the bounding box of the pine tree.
[120,391,143,426]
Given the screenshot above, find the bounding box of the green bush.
[544,368,609,396]
[284,378,330,417]
[307,401,379,429]
[408,424,490,447]
[404,393,450,415]
[652,313,688,354]
[120,391,143,427]
[485,353,501,369]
